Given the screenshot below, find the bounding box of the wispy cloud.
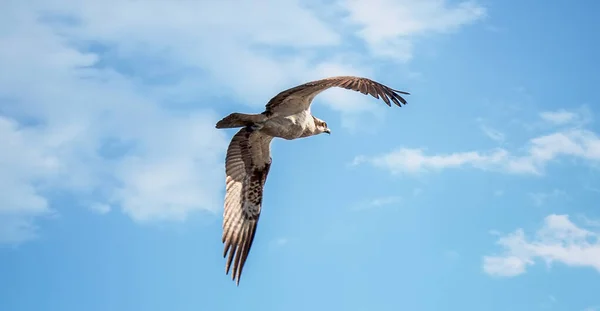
[0,117,58,244]
[0,0,488,243]
[483,214,600,277]
[341,0,487,62]
[480,124,506,142]
[477,118,505,142]
[89,203,111,215]
[353,147,510,174]
[539,107,593,127]
[353,109,600,176]
[540,110,578,125]
[370,196,402,207]
[0,213,52,245]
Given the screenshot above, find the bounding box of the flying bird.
[215,76,410,285]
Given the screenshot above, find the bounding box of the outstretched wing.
[222,127,273,286]
[263,76,410,116]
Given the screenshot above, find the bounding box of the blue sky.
[1,0,600,310]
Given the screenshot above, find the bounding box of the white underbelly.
[262,111,312,140]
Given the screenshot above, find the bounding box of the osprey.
[215,76,410,285]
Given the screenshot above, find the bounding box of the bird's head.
[313,117,331,135]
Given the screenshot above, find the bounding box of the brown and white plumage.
[263,75,409,117]
[222,127,273,285]
[217,76,410,285]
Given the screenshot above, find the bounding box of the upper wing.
[222,127,273,286]
[263,76,410,116]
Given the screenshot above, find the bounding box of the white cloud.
[476,118,505,142]
[540,109,578,125]
[0,0,490,243]
[480,124,505,142]
[483,214,600,277]
[341,0,486,62]
[353,147,509,174]
[483,255,530,277]
[89,202,111,215]
[539,107,593,127]
[369,196,402,207]
[353,123,600,175]
[0,117,57,244]
[0,1,232,242]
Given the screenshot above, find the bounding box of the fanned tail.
[215,113,268,129]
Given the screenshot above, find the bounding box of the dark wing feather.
[263,76,410,116]
[222,127,273,286]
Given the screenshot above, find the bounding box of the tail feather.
[216,113,267,129]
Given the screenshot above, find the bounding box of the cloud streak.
[483,214,600,277]
[540,110,578,125]
[353,118,600,176]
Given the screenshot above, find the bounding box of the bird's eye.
[324,123,327,128]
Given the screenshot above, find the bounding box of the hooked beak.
[324,128,331,135]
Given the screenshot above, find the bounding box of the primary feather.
[222,127,272,285]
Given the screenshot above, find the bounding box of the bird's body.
[215,76,410,285]
[259,109,316,140]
